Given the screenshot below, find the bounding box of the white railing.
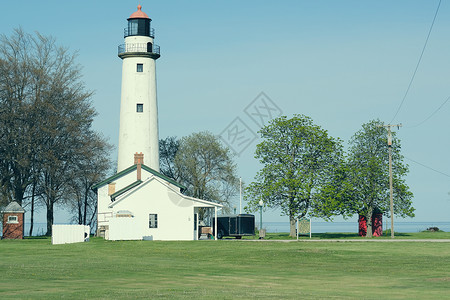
[118,43,160,55]
[98,212,113,225]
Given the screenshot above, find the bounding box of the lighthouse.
[117,5,160,172]
[94,5,223,242]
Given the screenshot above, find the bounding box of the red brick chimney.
[134,152,144,181]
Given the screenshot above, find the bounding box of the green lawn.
[1,235,450,299]
[245,230,450,240]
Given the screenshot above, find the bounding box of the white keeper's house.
[94,5,222,241]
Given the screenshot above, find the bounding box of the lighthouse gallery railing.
[118,43,160,55]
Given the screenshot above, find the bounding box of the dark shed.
[213,214,255,239]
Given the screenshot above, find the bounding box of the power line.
[390,0,442,123]
[406,95,450,128]
[404,155,450,178]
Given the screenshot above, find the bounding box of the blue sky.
[2,0,450,224]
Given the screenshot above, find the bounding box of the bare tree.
[0,29,103,236]
[174,132,239,211]
[159,136,180,182]
[159,133,239,217]
[67,133,111,231]
[0,29,36,206]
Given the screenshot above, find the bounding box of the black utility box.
[213,214,255,239]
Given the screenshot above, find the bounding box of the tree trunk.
[289,215,297,237]
[29,181,36,236]
[88,205,97,228]
[77,196,82,225]
[83,188,88,225]
[366,206,373,238]
[46,201,54,236]
[13,184,25,207]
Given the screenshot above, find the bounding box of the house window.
[137,63,143,72]
[136,103,143,112]
[7,215,18,224]
[149,214,158,228]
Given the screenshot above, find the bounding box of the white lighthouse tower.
[117,5,160,172]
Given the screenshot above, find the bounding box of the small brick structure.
[1,201,25,239]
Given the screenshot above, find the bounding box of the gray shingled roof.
[2,201,25,213]
[92,164,186,191]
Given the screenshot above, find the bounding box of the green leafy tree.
[315,119,415,237]
[245,115,344,237]
[311,160,356,220]
[346,120,414,237]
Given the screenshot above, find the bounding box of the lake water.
[2,221,450,237]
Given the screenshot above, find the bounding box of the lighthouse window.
[137,63,143,72]
[129,20,139,36]
[136,104,143,112]
[128,19,150,36]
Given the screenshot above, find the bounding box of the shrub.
[426,227,440,232]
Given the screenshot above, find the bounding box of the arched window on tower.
[147,42,153,53]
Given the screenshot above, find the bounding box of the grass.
[240,230,450,240]
[1,234,450,299]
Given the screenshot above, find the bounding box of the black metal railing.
[124,27,155,38]
[118,43,160,55]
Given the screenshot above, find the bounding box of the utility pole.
[378,123,402,238]
[239,178,242,215]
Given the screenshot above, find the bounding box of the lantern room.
[125,4,154,38]
[118,4,160,59]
